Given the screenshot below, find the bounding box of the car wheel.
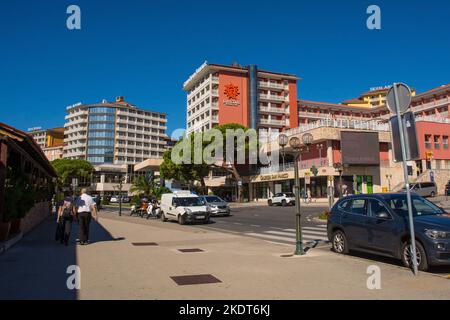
[178,215,186,225]
[430,191,436,197]
[281,200,287,207]
[332,230,349,254]
[268,200,272,206]
[401,240,429,271]
[160,212,167,222]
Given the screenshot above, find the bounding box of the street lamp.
[278,133,314,256]
[386,174,393,192]
[333,162,344,199]
[316,143,324,166]
[278,134,289,171]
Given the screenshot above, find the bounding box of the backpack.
[62,202,73,218]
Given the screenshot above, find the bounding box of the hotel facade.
[184,62,299,135]
[63,96,168,196]
[181,62,450,201]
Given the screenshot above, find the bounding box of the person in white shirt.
[74,188,98,245]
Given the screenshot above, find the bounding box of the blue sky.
[1,0,450,136]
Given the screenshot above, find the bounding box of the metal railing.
[257,158,330,175]
[284,118,390,137]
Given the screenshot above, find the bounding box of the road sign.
[389,83,419,276]
[390,111,419,162]
[387,83,412,114]
[305,176,310,184]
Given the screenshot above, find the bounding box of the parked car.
[268,192,296,206]
[121,196,131,203]
[110,196,119,203]
[402,182,437,197]
[160,191,210,225]
[327,193,450,271]
[445,180,450,196]
[199,195,230,216]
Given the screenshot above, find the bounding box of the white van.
[160,191,211,225]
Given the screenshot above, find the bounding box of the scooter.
[145,203,161,219]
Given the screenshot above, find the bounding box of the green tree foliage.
[160,124,258,201]
[130,174,172,200]
[51,158,93,189]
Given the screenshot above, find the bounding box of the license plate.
[196,215,205,219]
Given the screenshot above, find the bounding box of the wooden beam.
[0,142,8,222]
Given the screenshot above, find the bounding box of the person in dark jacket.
[56,192,75,246]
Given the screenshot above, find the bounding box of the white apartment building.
[64,96,167,165]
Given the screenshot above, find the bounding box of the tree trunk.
[231,165,243,202]
[200,178,207,195]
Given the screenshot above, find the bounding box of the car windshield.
[284,193,295,197]
[205,196,223,203]
[174,197,205,207]
[386,195,445,217]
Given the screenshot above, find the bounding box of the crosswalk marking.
[265,230,328,240]
[244,226,329,245]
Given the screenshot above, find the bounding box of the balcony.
[211,76,219,83]
[412,97,450,113]
[259,118,285,126]
[259,106,286,114]
[258,81,285,90]
[212,89,219,96]
[259,93,287,102]
[211,115,219,122]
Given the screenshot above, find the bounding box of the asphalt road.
[105,203,330,247]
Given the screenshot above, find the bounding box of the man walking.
[74,188,98,245]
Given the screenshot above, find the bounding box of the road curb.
[0,232,23,256]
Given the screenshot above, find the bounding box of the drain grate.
[170,274,221,286]
[178,248,204,253]
[132,242,159,246]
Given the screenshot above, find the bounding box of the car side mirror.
[376,212,390,219]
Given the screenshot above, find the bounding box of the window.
[443,136,449,149]
[338,199,352,212]
[368,199,391,219]
[434,135,440,149]
[351,199,367,215]
[425,135,432,149]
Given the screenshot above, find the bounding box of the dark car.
[327,193,450,271]
[121,196,131,203]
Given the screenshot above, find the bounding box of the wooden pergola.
[0,122,57,223]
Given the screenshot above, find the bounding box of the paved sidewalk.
[0,213,449,299]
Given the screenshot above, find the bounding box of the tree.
[160,134,210,194]
[129,173,172,200]
[129,175,154,196]
[51,158,93,191]
[161,123,260,201]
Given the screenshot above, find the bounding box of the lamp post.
[316,143,324,166]
[333,162,344,199]
[279,134,288,172]
[386,174,392,192]
[278,132,313,256]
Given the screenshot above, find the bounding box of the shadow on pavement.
[328,248,450,276]
[0,215,124,299]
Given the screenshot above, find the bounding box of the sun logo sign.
[223,83,240,106]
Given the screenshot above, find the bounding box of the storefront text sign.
[260,173,289,181]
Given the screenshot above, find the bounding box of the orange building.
[184,62,299,135]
